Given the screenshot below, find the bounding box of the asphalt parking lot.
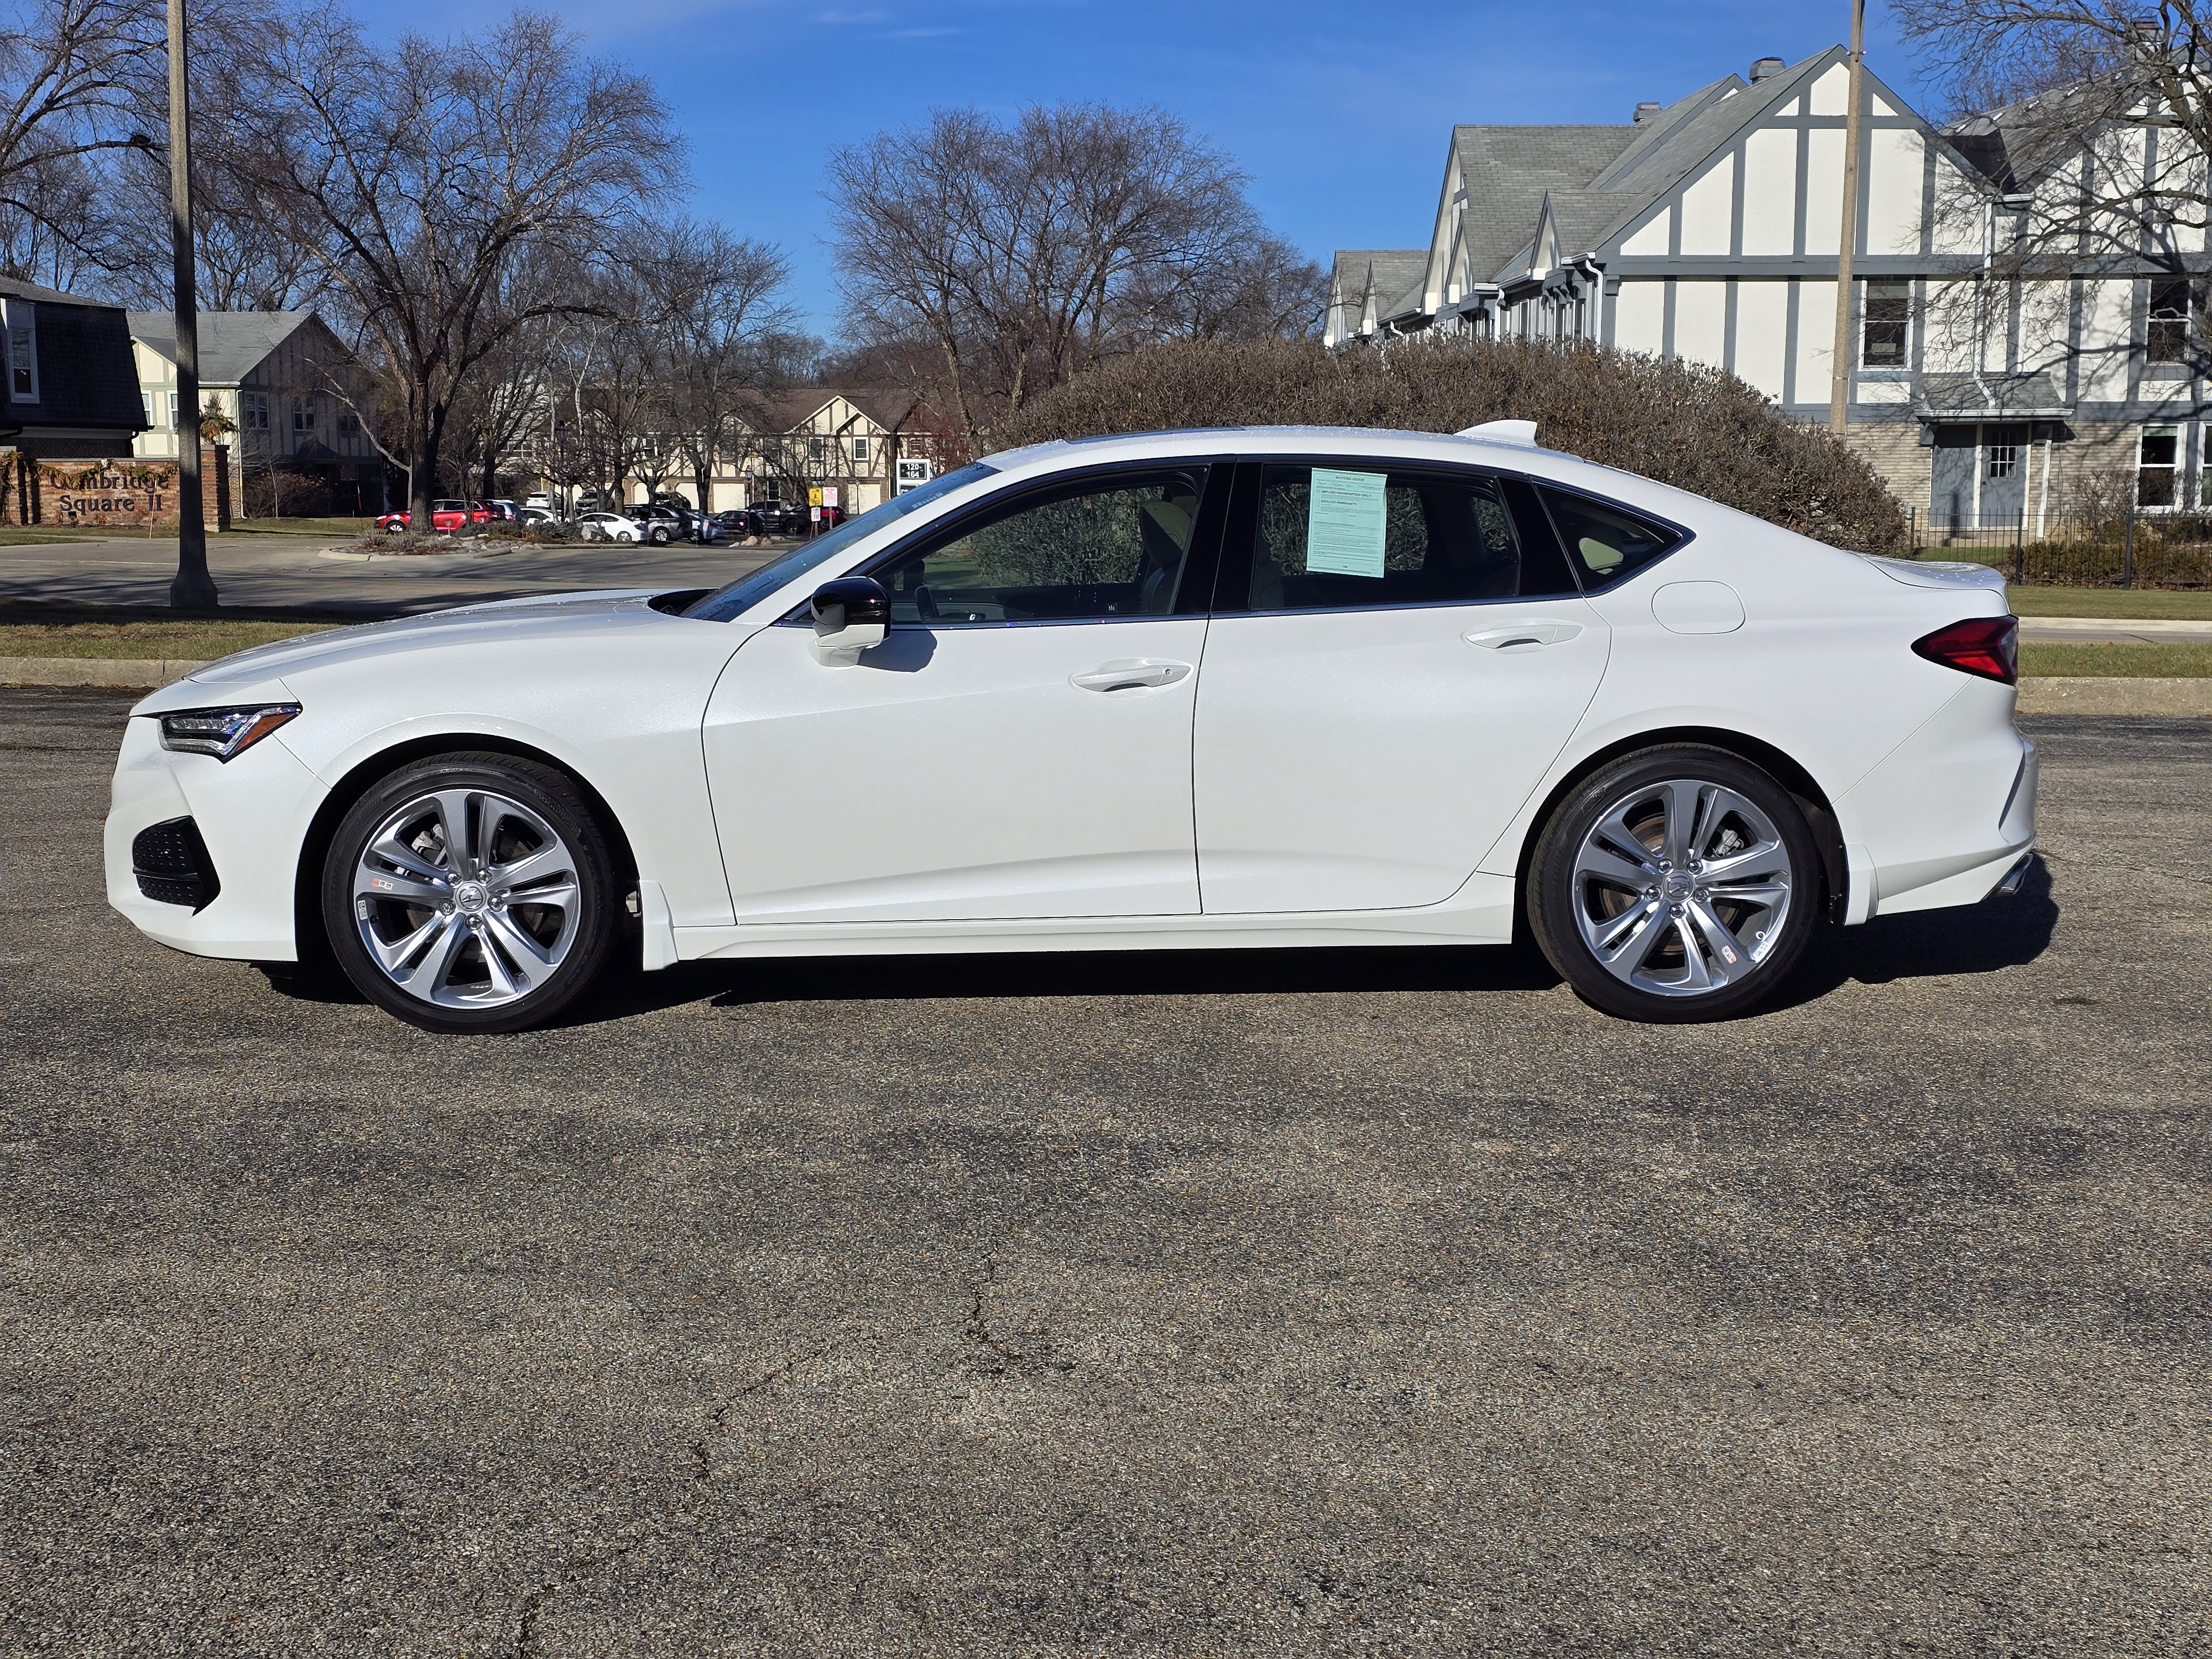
[3,689,2207,1656]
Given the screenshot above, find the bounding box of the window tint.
[1243,465,1574,611]
[1537,486,1685,586]
[874,469,1206,624]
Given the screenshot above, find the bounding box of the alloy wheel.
[1569,778,1793,998]
[350,788,582,1009]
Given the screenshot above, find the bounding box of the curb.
[2015,676,2212,715]
[0,656,211,688]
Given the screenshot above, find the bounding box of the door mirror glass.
[810,576,890,661]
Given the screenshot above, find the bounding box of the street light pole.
[1828,0,1867,437]
[166,0,216,608]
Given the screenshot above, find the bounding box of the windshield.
[682,462,1000,622]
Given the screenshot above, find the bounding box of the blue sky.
[367,0,1917,341]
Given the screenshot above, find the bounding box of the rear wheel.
[1527,745,1820,1022]
[321,753,620,1032]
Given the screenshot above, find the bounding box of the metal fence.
[1905,508,2212,588]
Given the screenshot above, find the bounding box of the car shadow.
[258,858,2059,1027]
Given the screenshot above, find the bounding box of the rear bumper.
[1837,680,2037,921]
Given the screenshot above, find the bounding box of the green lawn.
[2020,641,2212,677]
[2006,585,2212,620]
[0,526,137,545]
[0,619,338,660]
[221,517,377,538]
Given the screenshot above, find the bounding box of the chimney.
[1632,101,1663,123]
[1750,56,1785,82]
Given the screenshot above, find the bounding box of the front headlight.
[157,703,301,761]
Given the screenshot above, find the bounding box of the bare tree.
[827,103,1317,451]
[218,9,681,526]
[646,222,799,513]
[1898,3,2212,382]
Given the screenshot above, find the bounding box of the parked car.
[573,510,650,542]
[630,505,687,545]
[374,500,474,535]
[106,423,2039,1034]
[523,492,552,512]
[519,507,562,530]
[482,499,522,523]
[714,508,766,540]
[749,500,805,535]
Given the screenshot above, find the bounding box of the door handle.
[1463,620,1584,650]
[1071,659,1192,693]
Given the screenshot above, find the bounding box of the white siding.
[1612,278,1666,351]
[2019,280,2072,374]
[1808,64,1850,117]
[1804,128,1845,255]
[1621,211,1669,257]
[2079,278,2135,402]
[1735,280,1789,398]
[1741,129,1798,256]
[1674,279,1728,368]
[1794,278,1838,397]
[1865,128,1924,257]
[1679,153,1735,255]
[1920,280,1978,372]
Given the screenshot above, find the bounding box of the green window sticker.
[1305,468,1386,578]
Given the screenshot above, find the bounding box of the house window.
[1985,437,2018,480]
[337,409,360,438]
[6,301,37,401]
[851,435,870,465]
[292,400,315,434]
[168,391,179,431]
[242,390,269,431]
[143,392,157,427]
[807,435,827,467]
[2138,425,2180,506]
[2147,280,2199,364]
[1863,281,1910,367]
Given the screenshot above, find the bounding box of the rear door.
[1192,460,1610,914]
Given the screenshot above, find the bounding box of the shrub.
[993,336,1911,555]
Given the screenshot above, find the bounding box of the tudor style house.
[1329,46,2210,533]
[130,310,383,515]
[622,388,938,516]
[0,276,145,459]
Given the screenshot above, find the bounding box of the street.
[2,692,2207,1655]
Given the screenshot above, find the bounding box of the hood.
[131,589,682,714]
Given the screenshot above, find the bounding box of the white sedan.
[106,424,2036,1032]
[575,510,646,542]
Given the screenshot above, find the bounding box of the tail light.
[1912,615,2018,685]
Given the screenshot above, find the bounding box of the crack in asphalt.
[965,1254,1076,1378]
[513,1338,845,1658]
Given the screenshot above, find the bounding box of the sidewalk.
[2017,616,2212,644]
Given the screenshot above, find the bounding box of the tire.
[618,530,636,543]
[1526,744,1821,1023]
[385,520,405,534]
[649,526,671,545]
[321,752,622,1033]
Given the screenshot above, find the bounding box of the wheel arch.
[1509,726,1850,930]
[291,732,642,971]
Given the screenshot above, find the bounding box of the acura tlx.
[107,423,2034,1033]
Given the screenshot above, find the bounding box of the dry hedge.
[994,337,1911,555]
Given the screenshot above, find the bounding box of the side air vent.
[132,816,221,911]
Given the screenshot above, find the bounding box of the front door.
[702,466,1217,924]
[1193,462,1610,914]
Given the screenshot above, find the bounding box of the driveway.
[2,695,2206,1655]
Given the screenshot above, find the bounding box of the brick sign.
[2,448,229,529]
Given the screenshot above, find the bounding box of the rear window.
[1537,486,1687,587]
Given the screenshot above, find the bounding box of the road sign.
[807,487,822,507]
[821,486,839,507]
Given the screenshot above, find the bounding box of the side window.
[873,469,1207,625]
[1538,486,1686,587]
[1243,465,1575,612]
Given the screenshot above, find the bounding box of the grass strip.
[2006,585,2212,619]
[0,619,338,660]
[2020,641,2212,677]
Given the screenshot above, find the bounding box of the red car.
[374,499,476,535]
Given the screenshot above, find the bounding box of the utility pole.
[167,0,216,608]
[1828,0,1867,436]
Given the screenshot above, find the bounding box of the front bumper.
[104,712,329,961]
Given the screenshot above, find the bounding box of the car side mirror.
[809,576,889,664]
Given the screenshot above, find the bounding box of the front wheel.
[1526,745,1820,1023]
[649,525,671,544]
[385,520,406,534]
[321,753,622,1032]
